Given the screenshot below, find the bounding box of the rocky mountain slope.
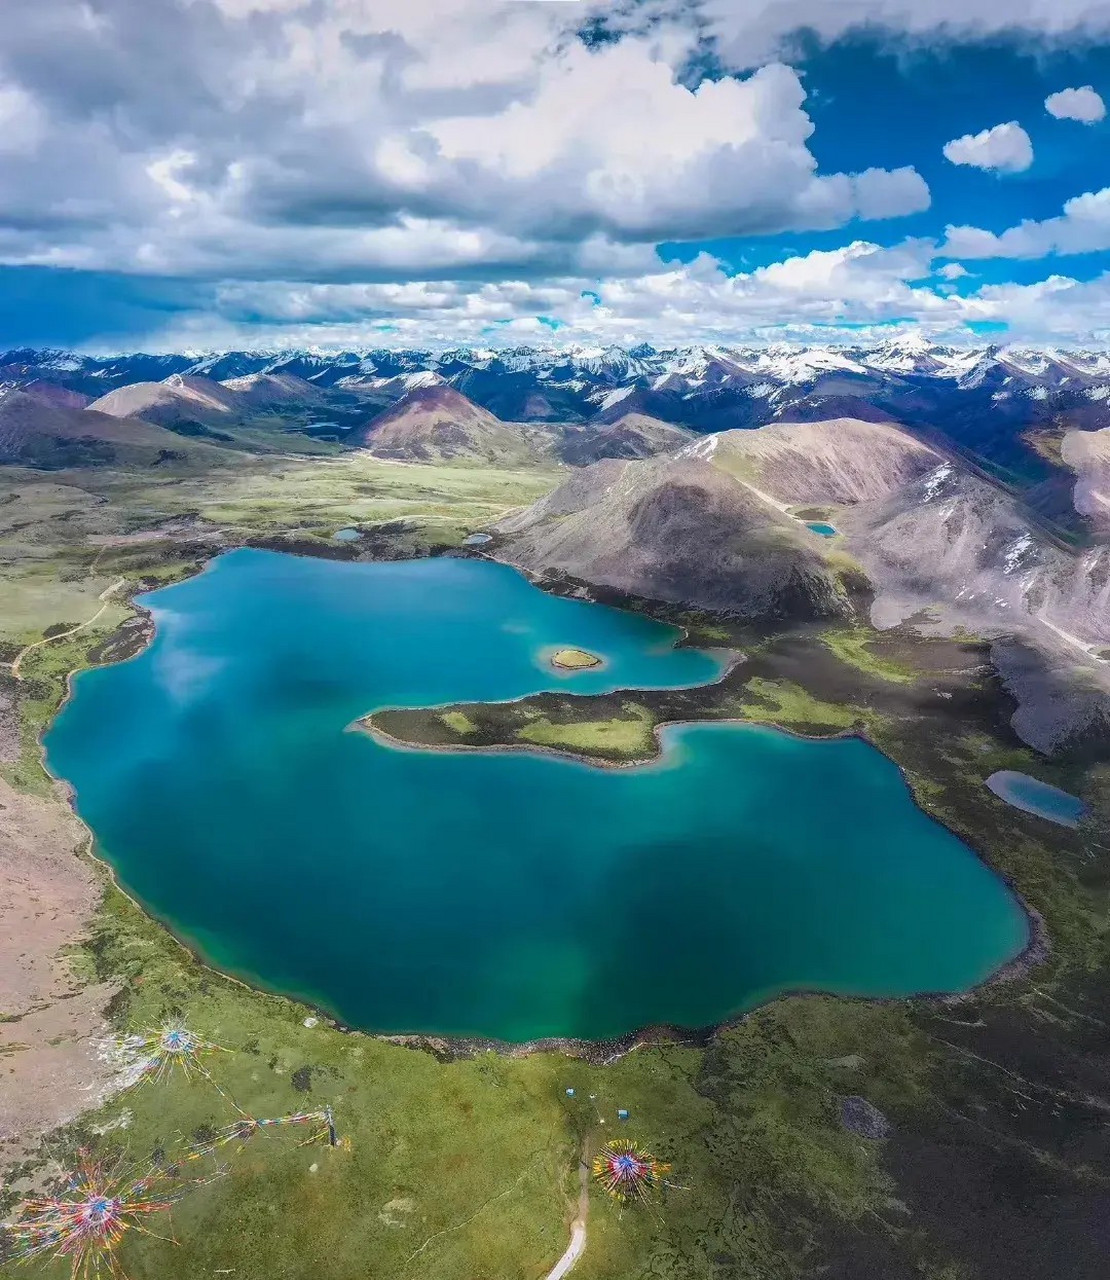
[217,372,329,410]
[14,381,92,410]
[88,374,243,426]
[1063,426,1110,537]
[87,370,331,431]
[559,413,695,465]
[494,455,849,621]
[0,392,215,466]
[841,461,1110,654]
[706,417,942,506]
[358,386,563,466]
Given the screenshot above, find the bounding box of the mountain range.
[5,338,1110,492]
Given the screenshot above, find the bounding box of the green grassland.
[518,704,655,760]
[2,449,1110,1280]
[819,627,917,684]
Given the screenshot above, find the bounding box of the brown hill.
[17,381,92,410]
[88,374,241,426]
[359,386,562,466]
[0,392,216,466]
[842,460,1110,651]
[560,413,696,465]
[219,372,328,409]
[711,417,942,506]
[494,455,848,621]
[1062,426,1110,537]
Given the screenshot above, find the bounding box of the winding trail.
[545,1152,590,1280]
[8,578,127,679]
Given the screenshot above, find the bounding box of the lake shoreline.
[30,543,1049,1072]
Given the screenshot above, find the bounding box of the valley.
[0,343,1108,1280]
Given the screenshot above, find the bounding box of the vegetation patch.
[740,677,863,732]
[440,710,477,734]
[517,705,655,760]
[820,628,917,684]
[550,646,602,670]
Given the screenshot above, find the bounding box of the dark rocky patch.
[839,1095,890,1140]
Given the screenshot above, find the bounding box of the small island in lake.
[550,646,603,670]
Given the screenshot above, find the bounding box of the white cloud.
[135,238,957,350]
[4,0,1110,353]
[944,185,1110,258]
[98,233,1110,352]
[634,1,1110,70]
[942,122,1034,173]
[0,81,44,154]
[1045,85,1106,122]
[937,262,968,279]
[851,166,931,220]
[0,0,929,281]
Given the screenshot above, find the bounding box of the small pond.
[986,771,1087,829]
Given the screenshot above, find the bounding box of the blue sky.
[2,0,1110,351]
[666,36,1110,271]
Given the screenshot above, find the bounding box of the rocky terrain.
[17,380,92,410]
[357,385,566,466]
[86,370,333,429]
[87,372,245,426]
[7,340,1110,533]
[492,411,1110,751]
[217,371,330,410]
[707,417,942,505]
[840,462,1110,649]
[495,454,849,620]
[7,338,1110,485]
[0,391,214,466]
[1063,425,1110,536]
[559,412,696,465]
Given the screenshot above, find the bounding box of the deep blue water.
[44,550,1028,1042]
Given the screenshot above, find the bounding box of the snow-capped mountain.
[4,342,1110,482]
[6,339,1108,396]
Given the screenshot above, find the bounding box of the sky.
[3,0,1110,352]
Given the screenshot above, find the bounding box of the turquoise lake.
[45,550,1029,1043]
[806,522,839,537]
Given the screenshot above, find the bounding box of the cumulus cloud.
[3,0,1109,352]
[942,122,1034,173]
[1045,85,1106,122]
[594,0,1110,71]
[0,0,930,282]
[0,81,45,154]
[121,235,1110,352]
[850,167,931,220]
[126,237,951,350]
[944,185,1110,258]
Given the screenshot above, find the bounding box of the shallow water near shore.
[46,549,1028,1042]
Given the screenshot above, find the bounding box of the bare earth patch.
[0,776,121,1163]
